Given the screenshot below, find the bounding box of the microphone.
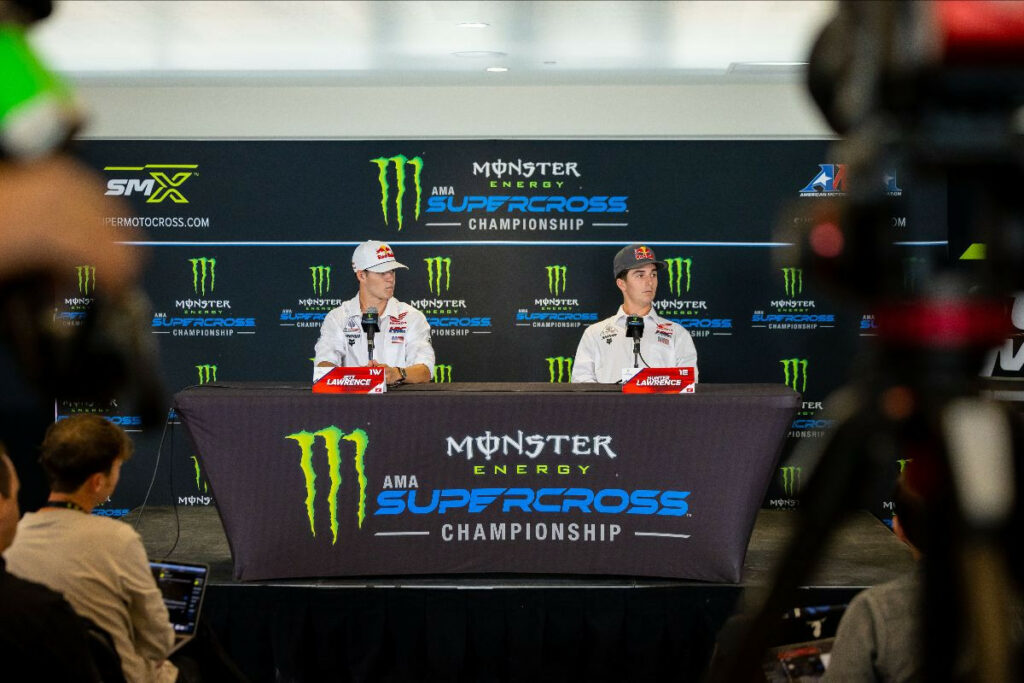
[626,315,644,368]
[361,306,379,362]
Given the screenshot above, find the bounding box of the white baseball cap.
[351,240,408,273]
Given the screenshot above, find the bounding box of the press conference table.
[174,382,798,582]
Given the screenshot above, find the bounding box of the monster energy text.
[471,160,581,179]
[371,155,423,230]
[286,427,369,545]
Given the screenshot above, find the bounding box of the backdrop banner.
[59,140,945,520]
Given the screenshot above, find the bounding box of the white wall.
[72,81,833,139]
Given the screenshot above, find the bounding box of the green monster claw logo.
[190,455,208,493]
[545,265,567,295]
[780,358,808,392]
[285,426,369,545]
[896,458,913,473]
[780,465,802,497]
[195,364,218,384]
[370,154,424,230]
[782,267,803,297]
[434,364,453,383]
[424,257,452,294]
[189,257,216,295]
[310,265,331,296]
[664,257,692,296]
[546,356,574,383]
[75,266,96,295]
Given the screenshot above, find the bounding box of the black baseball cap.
[613,244,665,278]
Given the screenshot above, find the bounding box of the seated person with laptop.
[571,244,698,383]
[3,414,178,683]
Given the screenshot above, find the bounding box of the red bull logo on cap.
[376,244,395,261]
[634,246,654,261]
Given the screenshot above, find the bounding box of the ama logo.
[285,426,369,545]
[104,164,198,203]
[800,164,847,195]
[370,154,423,230]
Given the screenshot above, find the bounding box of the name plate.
[622,367,696,394]
[312,367,387,394]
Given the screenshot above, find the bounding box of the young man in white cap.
[570,244,698,383]
[314,240,435,384]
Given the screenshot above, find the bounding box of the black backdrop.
[55,140,946,518]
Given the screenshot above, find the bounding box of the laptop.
[149,560,209,653]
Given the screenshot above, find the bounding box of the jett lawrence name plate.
[312,367,387,394]
[621,367,696,394]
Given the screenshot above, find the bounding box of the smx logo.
[664,257,692,296]
[285,426,368,545]
[781,267,803,297]
[546,356,574,383]
[800,164,847,194]
[310,266,332,296]
[780,358,809,392]
[75,266,96,295]
[189,257,216,295]
[190,456,208,493]
[195,364,218,384]
[780,466,802,497]
[897,458,913,473]
[424,256,452,294]
[434,364,453,383]
[370,154,423,230]
[546,265,567,295]
[104,164,198,203]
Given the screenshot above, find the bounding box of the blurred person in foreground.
[3,414,178,682]
[0,445,101,681]
[2,0,143,511]
[823,468,928,682]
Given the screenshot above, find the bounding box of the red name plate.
[312,367,387,394]
[622,367,696,394]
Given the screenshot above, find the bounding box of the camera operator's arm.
[0,156,139,290]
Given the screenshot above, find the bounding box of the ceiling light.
[457,22,489,29]
[453,51,506,58]
[485,67,508,73]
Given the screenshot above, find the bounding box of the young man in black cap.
[571,244,698,383]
